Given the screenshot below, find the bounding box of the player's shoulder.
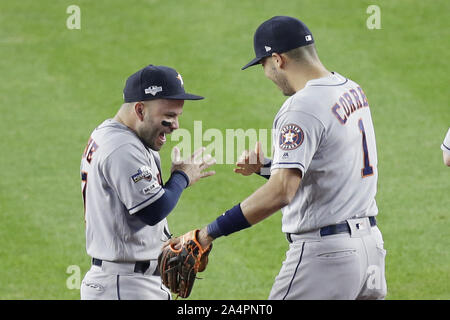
[293,72,351,109]
[275,72,357,125]
[90,119,146,158]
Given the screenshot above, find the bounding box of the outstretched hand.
[171,147,216,186]
[234,141,264,176]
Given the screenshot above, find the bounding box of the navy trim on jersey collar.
[307,72,348,87]
[308,78,348,87]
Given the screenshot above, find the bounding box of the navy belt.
[320,216,377,236]
[286,217,377,243]
[92,258,154,275]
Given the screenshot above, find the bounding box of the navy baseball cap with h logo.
[242,16,314,70]
[123,65,204,102]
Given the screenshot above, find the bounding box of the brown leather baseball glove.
[158,229,212,298]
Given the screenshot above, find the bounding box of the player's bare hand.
[161,228,213,251]
[161,234,182,251]
[197,227,214,248]
[234,141,264,176]
[171,146,216,187]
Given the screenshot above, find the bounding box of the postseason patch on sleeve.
[131,166,154,183]
[279,124,304,150]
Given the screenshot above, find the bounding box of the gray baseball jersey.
[441,128,450,154]
[271,72,378,234]
[80,119,170,262]
[268,72,386,300]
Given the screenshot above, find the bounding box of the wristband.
[171,170,190,188]
[207,204,251,239]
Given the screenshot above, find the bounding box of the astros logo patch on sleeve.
[279,124,304,150]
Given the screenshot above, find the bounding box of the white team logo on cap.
[144,86,163,96]
[305,35,312,41]
[176,73,184,87]
[264,45,272,52]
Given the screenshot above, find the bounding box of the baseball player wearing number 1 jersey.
[80,65,215,300]
[171,16,387,299]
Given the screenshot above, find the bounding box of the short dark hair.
[283,44,319,64]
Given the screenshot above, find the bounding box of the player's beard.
[271,67,296,96]
[137,122,166,151]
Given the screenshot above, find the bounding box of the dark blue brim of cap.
[242,56,265,70]
[163,93,204,100]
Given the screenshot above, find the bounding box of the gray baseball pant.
[80,259,171,300]
[269,217,387,300]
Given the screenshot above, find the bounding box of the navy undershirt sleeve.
[134,170,189,226]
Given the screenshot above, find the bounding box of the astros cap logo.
[176,73,184,87]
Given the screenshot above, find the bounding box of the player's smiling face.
[137,99,184,151]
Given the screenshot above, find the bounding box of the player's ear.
[272,53,285,69]
[134,102,145,121]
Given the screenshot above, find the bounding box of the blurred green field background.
[0,0,448,299]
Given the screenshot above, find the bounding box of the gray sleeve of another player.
[271,110,325,176]
[441,128,450,154]
[102,143,165,214]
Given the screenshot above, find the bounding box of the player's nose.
[170,118,179,131]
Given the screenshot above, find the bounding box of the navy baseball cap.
[242,16,314,70]
[123,65,204,102]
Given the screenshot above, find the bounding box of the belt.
[320,216,377,236]
[92,258,155,275]
[286,216,377,243]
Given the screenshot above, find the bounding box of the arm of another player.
[189,167,301,248]
[234,141,272,179]
[240,167,301,224]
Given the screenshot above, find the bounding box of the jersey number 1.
[358,119,374,178]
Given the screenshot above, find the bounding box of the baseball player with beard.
[80,65,215,300]
[170,16,387,299]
